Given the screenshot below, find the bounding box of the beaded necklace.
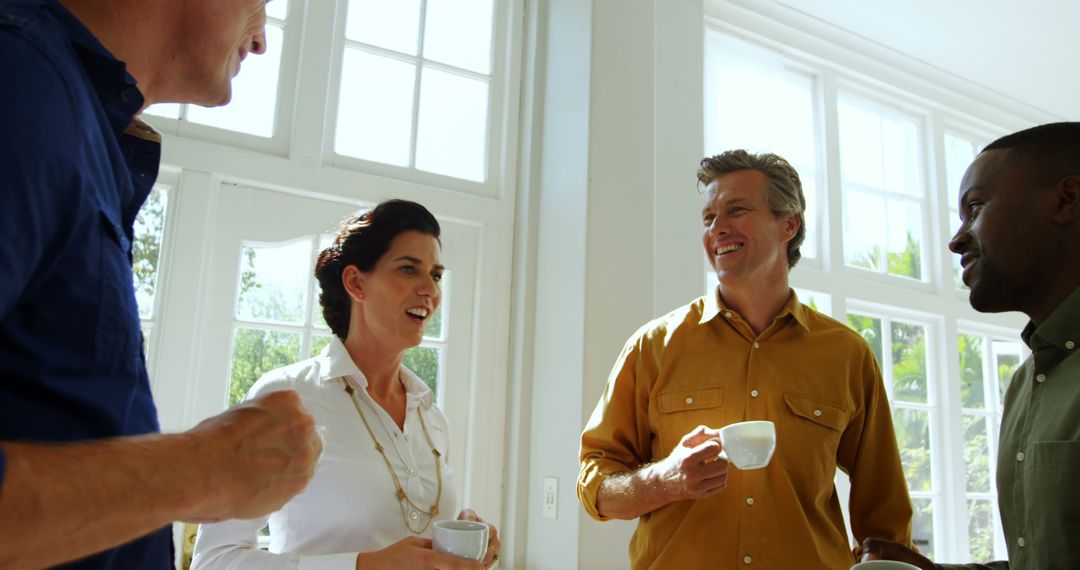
[344,382,442,535]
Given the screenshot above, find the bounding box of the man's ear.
[783,213,801,243]
[1051,174,1080,225]
[342,265,365,303]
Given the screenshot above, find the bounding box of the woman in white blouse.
[192,200,499,570]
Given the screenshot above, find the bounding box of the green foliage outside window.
[229,328,301,406]
[133,187,167,319]
[891,322,927,403]
[848,232,922,280]
[403,346,440,394]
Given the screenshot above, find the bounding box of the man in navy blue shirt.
[0,0,322,567]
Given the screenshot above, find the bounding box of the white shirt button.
[724,311,732,318]
[750,390,759,398]
[753,342,760,349]
[410,511,419,520]
[745,497,754,506]
[1016,451,1025,462]
[1018,537,1026,548]
[1036,373,1047,383]
[743,555,752,564]
[409,467,418,476]
[1066,340,1075,350]
[686,397,694,405]
[813,409,822,417]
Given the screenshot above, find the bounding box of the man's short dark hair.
[982,122,1080,183]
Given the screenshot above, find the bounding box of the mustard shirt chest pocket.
[779,393,848,480]
[656,387,724,454]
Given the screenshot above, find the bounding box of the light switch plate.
[543,476,558,520]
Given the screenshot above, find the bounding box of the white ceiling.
[775,0,1077,120]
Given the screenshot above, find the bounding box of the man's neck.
[59,0,164,106]
[718,277,791,337]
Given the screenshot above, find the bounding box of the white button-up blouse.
[192,339,458,570]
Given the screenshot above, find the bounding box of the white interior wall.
[510,1,704,568]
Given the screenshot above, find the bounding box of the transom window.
[332,0,496,182]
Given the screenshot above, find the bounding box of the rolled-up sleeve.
[578,332,656,521]
[839,344,915,556]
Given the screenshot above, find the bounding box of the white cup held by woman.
[433,520,489,562]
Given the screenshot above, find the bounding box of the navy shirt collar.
[46,0,145,135]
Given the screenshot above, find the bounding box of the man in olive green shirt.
[863,122,1080,569]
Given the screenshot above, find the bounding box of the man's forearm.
[0,435,207,569]
[595,463,677,520]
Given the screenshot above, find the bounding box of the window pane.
[335,49,416,166]
[423,0,495,74]
[141,321,152,354]
[133,186,169,319]
[949,214,965,289]
[236,240,312,324]
[944,133,976,210]
[846,313,883,367]
[266,0,288,21]
[229,328,301,406]
[794,287,831,316]
[962,414,991,493]
[312,234,334,330]
[186,25,284,137]
[893,407,932,492]
[958,333,985,409]
[801,173,819,260]
[143,103,181,119]
[838,99,884,188]
[310,334,334,358]
[967,499,996,563]
[424,272,448,339]
[994,345,1022,406]
[414,68,489,181]
[881,114,921,197]
[885,198,922,279]
[345,0,421,54]
[844,190,885,271]
[403,345,441,395]
[892,321,928,403]
[912,498,935,560]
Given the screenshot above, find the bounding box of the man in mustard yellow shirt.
[578,149,914,569]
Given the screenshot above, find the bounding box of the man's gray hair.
[696,149,807,268]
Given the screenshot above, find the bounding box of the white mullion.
[408,0,430,169]
[820,70,844,277]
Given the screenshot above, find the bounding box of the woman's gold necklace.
[345,382,443,535]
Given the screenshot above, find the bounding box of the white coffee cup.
[433,520,488,562]
[718,420,776,470]
[851,561,921,570]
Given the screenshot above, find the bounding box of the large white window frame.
[704,2,1037,563]
[322,0,514,198]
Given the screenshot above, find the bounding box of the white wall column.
[510,1,704,567]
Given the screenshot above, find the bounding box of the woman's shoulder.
[247,355,332,399]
